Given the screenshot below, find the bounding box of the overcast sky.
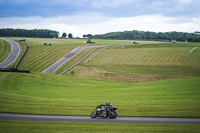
[0,0,200,37]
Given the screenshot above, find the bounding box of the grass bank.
[0,120,200,133]
[0,72,199,117]
[67,42,200,81]
[0,39,11,63]
[16,38,134,72]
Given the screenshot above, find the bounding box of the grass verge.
[0,39,11,63]
[0,72,200,117]
[0,120,200,133]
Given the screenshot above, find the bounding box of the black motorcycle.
[91,105,118,119]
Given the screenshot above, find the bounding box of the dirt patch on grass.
[68,66,188,82]
[105,73,186,82]
[67,66,107,79]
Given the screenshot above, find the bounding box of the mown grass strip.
[18,46,75,72]
[76,43,200,77]
[0,39,11,63]
[16,38,135,72]
[89,47,190,66]
[0,120,200,133]
[0,72,199,117]
[184,47,200,67]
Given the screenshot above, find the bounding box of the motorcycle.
[91,105,118,119]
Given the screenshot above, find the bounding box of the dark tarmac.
[1,113,200,124]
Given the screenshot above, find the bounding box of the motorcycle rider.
[105,102,114,108]
[91,102,118,118]
[97,102,113,109]
[96,102,114,117]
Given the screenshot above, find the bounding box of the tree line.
[84,30,200,42]
[61,32,73,38]
[0,28,59,38]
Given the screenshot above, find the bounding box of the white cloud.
[0,13,199,37]
[91,0,136,8]
[179,0,193,4]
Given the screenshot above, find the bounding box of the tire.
[91,111,97,118]
[108,111,118,119]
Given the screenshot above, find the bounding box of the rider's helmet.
[105,102,110,106]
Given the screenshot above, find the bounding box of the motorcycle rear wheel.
[91,111,97,118]
[108,111,118,119]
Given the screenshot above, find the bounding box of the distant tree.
[68,33,73,39]
[187,38,193,42]
[83,34,87,38]
[49,33,56,38]
[0,28,59,38]
[94,35,102,39]
[62,32,67,38]
[193,37,200,42]
[176,37,184,42]
[86,34,93,39]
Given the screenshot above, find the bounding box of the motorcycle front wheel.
[108,111,118,119]
[91,111,97,118]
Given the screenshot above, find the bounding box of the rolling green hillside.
[0,39,11,63]
[89,47,189,66]
[16,38,134,72]
[18,38,88,72]
[0,72,200,118]
[1,39,200,132]
[68,42,200,81]
[2,38,199,80]
[1,39,200,116]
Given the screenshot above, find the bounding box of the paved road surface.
[0,113,200,124]
[42,46,104,74]
[0,38,20,68]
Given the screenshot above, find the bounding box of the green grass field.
[67,42,200,81]
[18,38,87,72]
[0,120,200,133]
[16,38,134,72]
[0,72,200,117]
[1,38,200,132]
[4,38,199,78]
[0,39,11,63]
[89,47,190,66]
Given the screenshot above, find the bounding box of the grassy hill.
[0,72,200,118]
[16,38,134,72]
[67,42,200,81]
[3,38,199,78]
[0,39,11,63]
[1,39,200,132]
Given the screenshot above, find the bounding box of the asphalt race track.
[0,38,20,68]
[0,113,200,124]
[42,45,104,74]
